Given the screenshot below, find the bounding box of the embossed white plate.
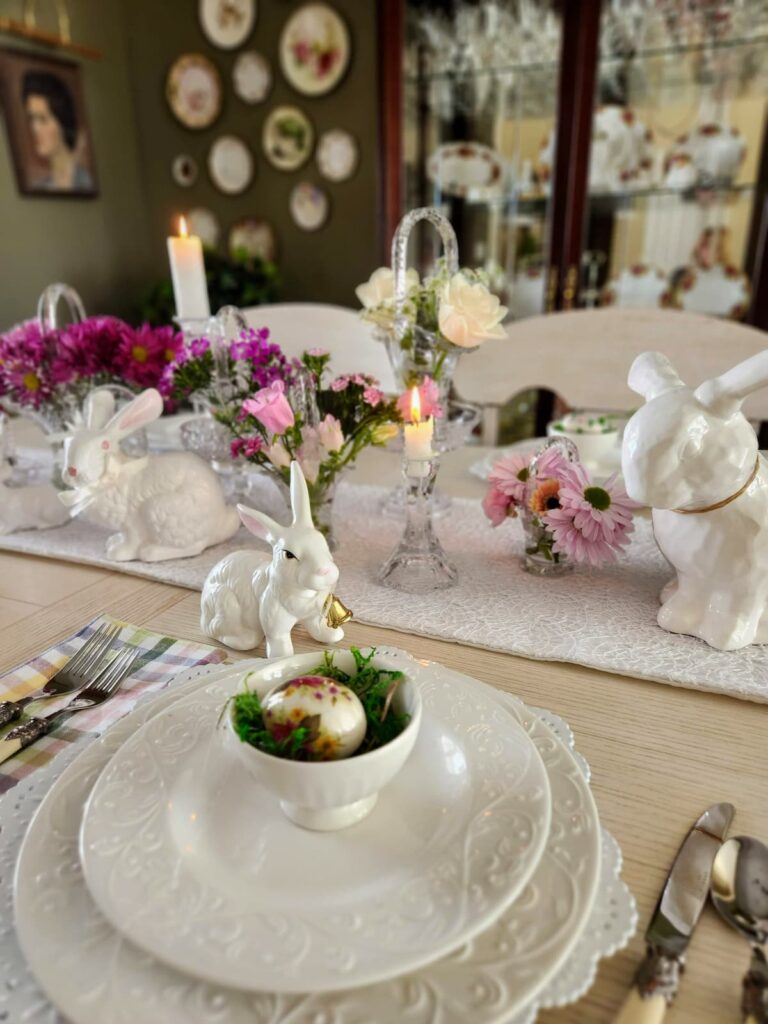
[12,659,615,1024]
[78,652,552,994]
[12,662,613,1024]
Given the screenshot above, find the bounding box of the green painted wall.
[0,0,382,330]
[125,0,382,308]
[0,0,151,327]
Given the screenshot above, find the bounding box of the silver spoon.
[711,836,768,1024]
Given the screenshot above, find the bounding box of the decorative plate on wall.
[199,0,256,50]
[229,218,276,261]
[279,3,350,97]
[290,181,329,231]
[233,51,272,104]
[166,54,222,130]
[316,129,358,182]
[171,154,198,187]
[262,105,314,171]
[208,134,254,195]
[186,207,221,248]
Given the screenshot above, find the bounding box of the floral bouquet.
[0,316,182,430]
[356,259,507,389]
[167,332,400,544]
[484,440,636,574]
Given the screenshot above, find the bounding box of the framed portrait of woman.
[0,48,98,197]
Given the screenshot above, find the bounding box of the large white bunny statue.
[0,417,69,535]
[622,349,768,651]
[60,388,240,561]
[200,461,350,657]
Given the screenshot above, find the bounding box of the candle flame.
[178,215,188,238]
[410,385,422,424]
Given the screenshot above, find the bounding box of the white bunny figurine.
[60,388,240,562]
[200,461,350,657]
[0,418,69,535]
[622,349,768,651]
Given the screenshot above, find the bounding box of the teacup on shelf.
[226,650,423,832]
[547,411,622,471]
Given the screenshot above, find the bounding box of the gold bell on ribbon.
[324,593,353,629]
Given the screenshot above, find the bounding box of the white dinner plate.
[208,134,254,195]
[470,436,623,482]
[79,652,552,994]
[14,659,605,1024]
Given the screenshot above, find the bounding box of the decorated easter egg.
[262,675,366,760]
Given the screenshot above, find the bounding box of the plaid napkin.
[0,616,227,794]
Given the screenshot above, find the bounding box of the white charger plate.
[13,659,611,1024]
[79,653,552,994]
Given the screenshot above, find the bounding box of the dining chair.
[241,302,398,392]
[454,308,768,442]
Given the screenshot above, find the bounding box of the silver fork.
[0,622,121,728]
[0,645,141,762]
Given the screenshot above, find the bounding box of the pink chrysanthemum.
[482,485,513,527]
[543,463,636,566]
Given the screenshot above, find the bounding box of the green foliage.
[136,247,280,327]
[231,648,410,761]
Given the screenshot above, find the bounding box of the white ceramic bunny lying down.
[622,349,768,651]
[61,388,240,562]
[200,461,347,657]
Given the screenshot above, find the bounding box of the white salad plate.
[12,658,627,1024]
[78,653,552,994]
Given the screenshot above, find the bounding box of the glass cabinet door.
[581,2,768,319]
[402,1,563,320]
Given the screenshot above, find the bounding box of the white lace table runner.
[0,477,766,702]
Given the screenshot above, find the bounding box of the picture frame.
[0,47,98,198]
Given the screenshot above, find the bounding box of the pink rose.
[330,376,350,392]
[242,381,295,435]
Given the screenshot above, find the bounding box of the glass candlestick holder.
[377,451,458,593]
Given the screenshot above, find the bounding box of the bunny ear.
[85,389,116,431]
[237,504,284,545]
[103,389,163,439]
[627,352,686,401]
[694,349,768,419]
[289,460,314,529]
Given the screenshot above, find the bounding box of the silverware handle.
[0,700,24,728]
[5,715,53,749]
[613,946,683,1024]
[743,946,768,1024]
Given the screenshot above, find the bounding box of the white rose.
[355,267,419,310]
[437,272,508,348]
[316,414,344,454]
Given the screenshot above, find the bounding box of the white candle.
[404,386,434,460]
[166,216,211,321]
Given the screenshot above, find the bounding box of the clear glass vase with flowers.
[169,339,400,548]
[483,437,637,575]
[356,207,506,452]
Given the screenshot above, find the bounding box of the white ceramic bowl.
[227,650,422,831]
[547,411,622,469]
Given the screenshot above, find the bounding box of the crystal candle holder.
[378,451,458,593]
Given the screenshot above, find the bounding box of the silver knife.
[614,802,734,1024]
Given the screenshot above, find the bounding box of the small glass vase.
[180,415,250,503]
[272,471,341,551]
[519,437,579,578]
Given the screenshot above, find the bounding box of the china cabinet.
[380,0,768,329]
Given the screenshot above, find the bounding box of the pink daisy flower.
[543,463,636,566]
[482,485,513,527]
[488,452,530,505]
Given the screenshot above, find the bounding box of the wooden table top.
[1,442,765,1023]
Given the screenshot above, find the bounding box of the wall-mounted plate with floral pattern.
[279,3,350,97]
[289,181,329,231]
[208,135,254,195]
[316,129,358,182]
[171,154,198,188]
[229,218,276,261]
[186,207,221,248]
[233,51,272,104]
[262,105,313,171]
[166,54,222,130]
[199,0,256,50]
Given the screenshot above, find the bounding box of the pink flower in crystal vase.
[482,485,513,527]
[488,452,531,505]
[316,414,344,454]
[242,380,295,435]
[543,463,636,566]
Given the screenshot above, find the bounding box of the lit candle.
[166,216,211,321]
[403,386,434,461]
